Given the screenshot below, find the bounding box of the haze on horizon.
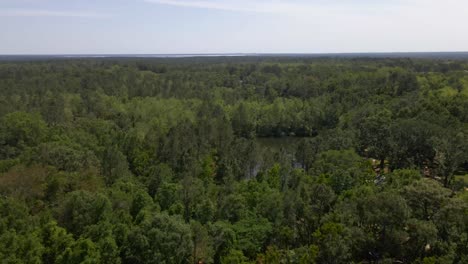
[1,0,467,55]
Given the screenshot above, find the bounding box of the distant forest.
[0,57,467,263]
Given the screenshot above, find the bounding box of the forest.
[0,56,467,264]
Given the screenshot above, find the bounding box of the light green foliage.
[313,149,374,193]
[123,212,193,264]
[40,221,75,264]
[0,230,44,264]
[0,198,44,263]
[59,238,101,264]
[385,169,422,189]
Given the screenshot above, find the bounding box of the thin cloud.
[144,0,318,14]
[143,0,468,21]
[143,0,404,17]
[0,8,111,18]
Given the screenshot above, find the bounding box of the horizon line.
[0,50,468,56]
[2,52,468,61]
[2,51,468,56]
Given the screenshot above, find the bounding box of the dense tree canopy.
[0,56,467,263]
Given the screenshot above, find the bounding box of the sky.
[1,0,467,54]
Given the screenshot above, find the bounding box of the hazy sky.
[1,0,467,54]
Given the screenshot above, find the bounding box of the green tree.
[58,191,111,236]
[123,212,193,264]
[312,223,351,264]
[357,108,392,170]
[0,111,47,159]
[403,179,451,220]
[59,238,101,264]
[101,145,130,186]
[40,221,75,264]
[312,149,373,194]
[432,131,467,187]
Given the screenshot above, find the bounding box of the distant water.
[2,52,468,60]
[0,54,253,60]
[61,53,252,58]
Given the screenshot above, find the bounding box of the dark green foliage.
[57,191,111,236]
[0,57,467,263]
[0,112,47,159]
